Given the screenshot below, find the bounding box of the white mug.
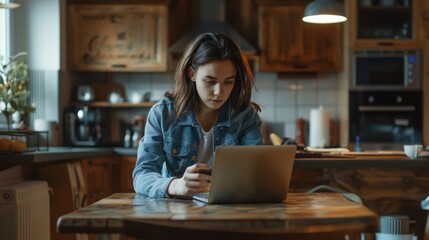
[403,144,423,159]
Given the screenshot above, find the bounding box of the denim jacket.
[132,97,262,198]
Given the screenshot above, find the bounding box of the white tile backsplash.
[275,79,298,90]
[319,90,338,106]
[297,106,316,120]
[253,89,276,105]
[255,72,276,89]
[297,78,319,90]
[117,72,341,137]
[275,89,296,106]
[285,123,297,139]
[276,106,296,123]
[298,90,319,105]
[259,106,276,122]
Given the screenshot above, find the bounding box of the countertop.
[0,147,114,164]
[1,147,429,168]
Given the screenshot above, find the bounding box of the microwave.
[351,50,421,90]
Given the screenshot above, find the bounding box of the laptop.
[193,145,297,204]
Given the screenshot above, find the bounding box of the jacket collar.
[177,101,231,128]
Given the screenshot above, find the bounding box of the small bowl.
[107,92,124,104]
[128,92,143,104]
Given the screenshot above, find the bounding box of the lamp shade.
[302,0,347,24]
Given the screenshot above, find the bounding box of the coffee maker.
[64,107,104,146]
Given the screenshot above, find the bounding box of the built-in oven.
[349,90,422,151]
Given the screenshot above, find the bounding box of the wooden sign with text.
[67,4,168,72]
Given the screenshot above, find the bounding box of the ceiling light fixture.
[302,0,346,24]
[0,2,20,9]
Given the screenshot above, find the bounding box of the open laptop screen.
[193,145,297,204]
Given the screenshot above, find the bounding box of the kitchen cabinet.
[81,156,119,204]
[349,0,422,49]
[39,162,86,240]
[59,0,199,145]
[65,0,199,72]
[256,0,343,73]
[67,3,169,72]
[120,156,137,192]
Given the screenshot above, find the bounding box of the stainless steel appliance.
[349,90,422,150]
[77,85,94,102]
[64,107,105,146]
[351,50,421,90]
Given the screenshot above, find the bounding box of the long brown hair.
[167,32,259,118]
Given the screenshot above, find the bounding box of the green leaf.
[9,52,27,62]
[4,94,13,102]
[14,91,30,100]
[25,105,36,113]
[0,52,35,119]
[9,100,17,110]
[0,88,9,102]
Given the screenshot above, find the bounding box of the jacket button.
[172,148,177,155]
[192,156,197,161]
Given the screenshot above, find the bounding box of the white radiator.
[0,181,50,240]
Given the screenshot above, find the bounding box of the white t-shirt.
[197,127,214,166]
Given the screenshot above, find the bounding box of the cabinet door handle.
[358,105,415,112]
[377,42,394,46]
[293,64,309,69]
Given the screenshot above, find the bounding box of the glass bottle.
[132,126,140,148]
[354,136,362,152]
[124,129,131,148]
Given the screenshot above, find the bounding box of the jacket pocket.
[163,139,191,177]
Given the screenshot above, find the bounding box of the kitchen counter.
[294,155,429,168]
[1,147,429,168]
[0,147,114,164]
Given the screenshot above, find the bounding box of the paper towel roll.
[309,107,330,148]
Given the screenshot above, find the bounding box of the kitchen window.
[0,2,11,127]
[0,2,10,60]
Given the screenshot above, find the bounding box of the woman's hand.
[167,163,212,196]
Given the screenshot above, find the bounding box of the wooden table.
[57,192,378,240]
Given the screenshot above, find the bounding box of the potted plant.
[0,52,36,131]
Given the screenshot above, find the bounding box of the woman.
[133,33,262,198]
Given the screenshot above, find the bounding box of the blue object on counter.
[354,136,362,152]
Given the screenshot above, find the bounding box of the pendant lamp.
[302,0,346,24]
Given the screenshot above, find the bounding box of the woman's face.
[189,60,236,114]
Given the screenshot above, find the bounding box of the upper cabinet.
[349,0,422,49]
[65,0,199,72]
[67,4,168,72]
[256,0,343,73]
